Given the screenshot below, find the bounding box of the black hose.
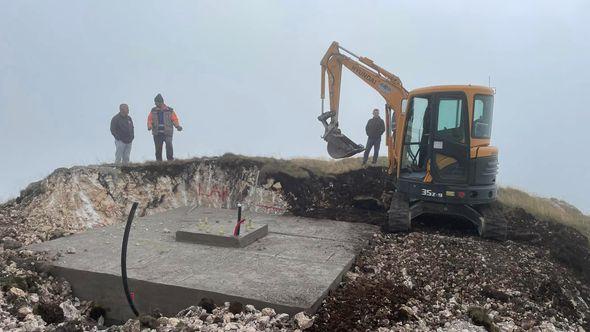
[236,204,242,236]
[121,202,139,317]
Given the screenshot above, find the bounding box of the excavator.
[318,42,506,240]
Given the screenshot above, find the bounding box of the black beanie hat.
[154,93,164,103]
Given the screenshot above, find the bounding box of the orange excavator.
[318,42,506,240]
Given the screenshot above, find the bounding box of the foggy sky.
[1,0,589,213]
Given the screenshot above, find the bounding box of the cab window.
[436,97,465,143]
[401,96,431,170]
[473,94,494,138]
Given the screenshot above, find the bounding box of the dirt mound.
[270,166,393,224]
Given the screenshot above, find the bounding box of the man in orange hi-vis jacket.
[147,93,183,161]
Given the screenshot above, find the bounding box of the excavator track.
[382,192,411,233]
[479,202,507,241]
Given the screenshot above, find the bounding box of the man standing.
[363,108,385,165]
[110,103,134,165]
[148,93,183,161]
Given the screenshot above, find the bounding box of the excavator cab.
[398,87,497,192]
[400,90,472,181]
[389,86,504,239]
[318,41,506,240]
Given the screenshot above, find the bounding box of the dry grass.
[499,187,590,241]
[290,156,389,174]
[219,154,390,178]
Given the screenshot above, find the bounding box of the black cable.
[236,204,242,236]
[121,202,139,317]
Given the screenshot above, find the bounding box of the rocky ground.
[0,158,589,331]
[312,218,590,331]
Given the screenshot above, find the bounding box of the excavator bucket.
[318,111,365,159]
[324,130,365,159]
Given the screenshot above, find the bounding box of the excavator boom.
[318,42,409,166]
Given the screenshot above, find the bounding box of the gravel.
[311,228,590,331]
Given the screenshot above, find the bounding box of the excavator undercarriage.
[384,193,507,240]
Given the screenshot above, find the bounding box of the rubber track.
[480,201,508,241]
[383,192,411,233]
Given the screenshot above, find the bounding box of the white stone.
[224,322,239,331]
[261,308,275,317]
[29,293,39,303]
[23,313,35,322]
[440,309,452,318]
[344,271,359,282]
[60,300,80,321]
[400,305,415,318]
[274,313,290,323]
[223,313,233,323]
[17,306,33,318]
[21,319,40,332]
[294,312,314,330]
[168,317,180,326]
[9,287,26,298]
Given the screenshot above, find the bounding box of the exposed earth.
[0,156,588,331]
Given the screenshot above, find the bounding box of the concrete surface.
[28,207,378,323]
[175,218,268,247]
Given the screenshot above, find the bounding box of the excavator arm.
[318,42,409,172]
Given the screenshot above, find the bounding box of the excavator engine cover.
[325,129,365,159]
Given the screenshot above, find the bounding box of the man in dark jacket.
[363,108,385,165]
[147,93,183,161]
[110,103,134,165]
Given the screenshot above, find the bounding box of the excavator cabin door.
[400,92,470,185]
[429,92,470,184]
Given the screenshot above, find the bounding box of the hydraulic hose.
[121,202,139,317]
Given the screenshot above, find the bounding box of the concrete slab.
[28,207,378,322]
[175,219,268,248]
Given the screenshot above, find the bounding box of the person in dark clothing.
[363,108,386,165]
[147,93,182,161]
[110,103,134,165]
